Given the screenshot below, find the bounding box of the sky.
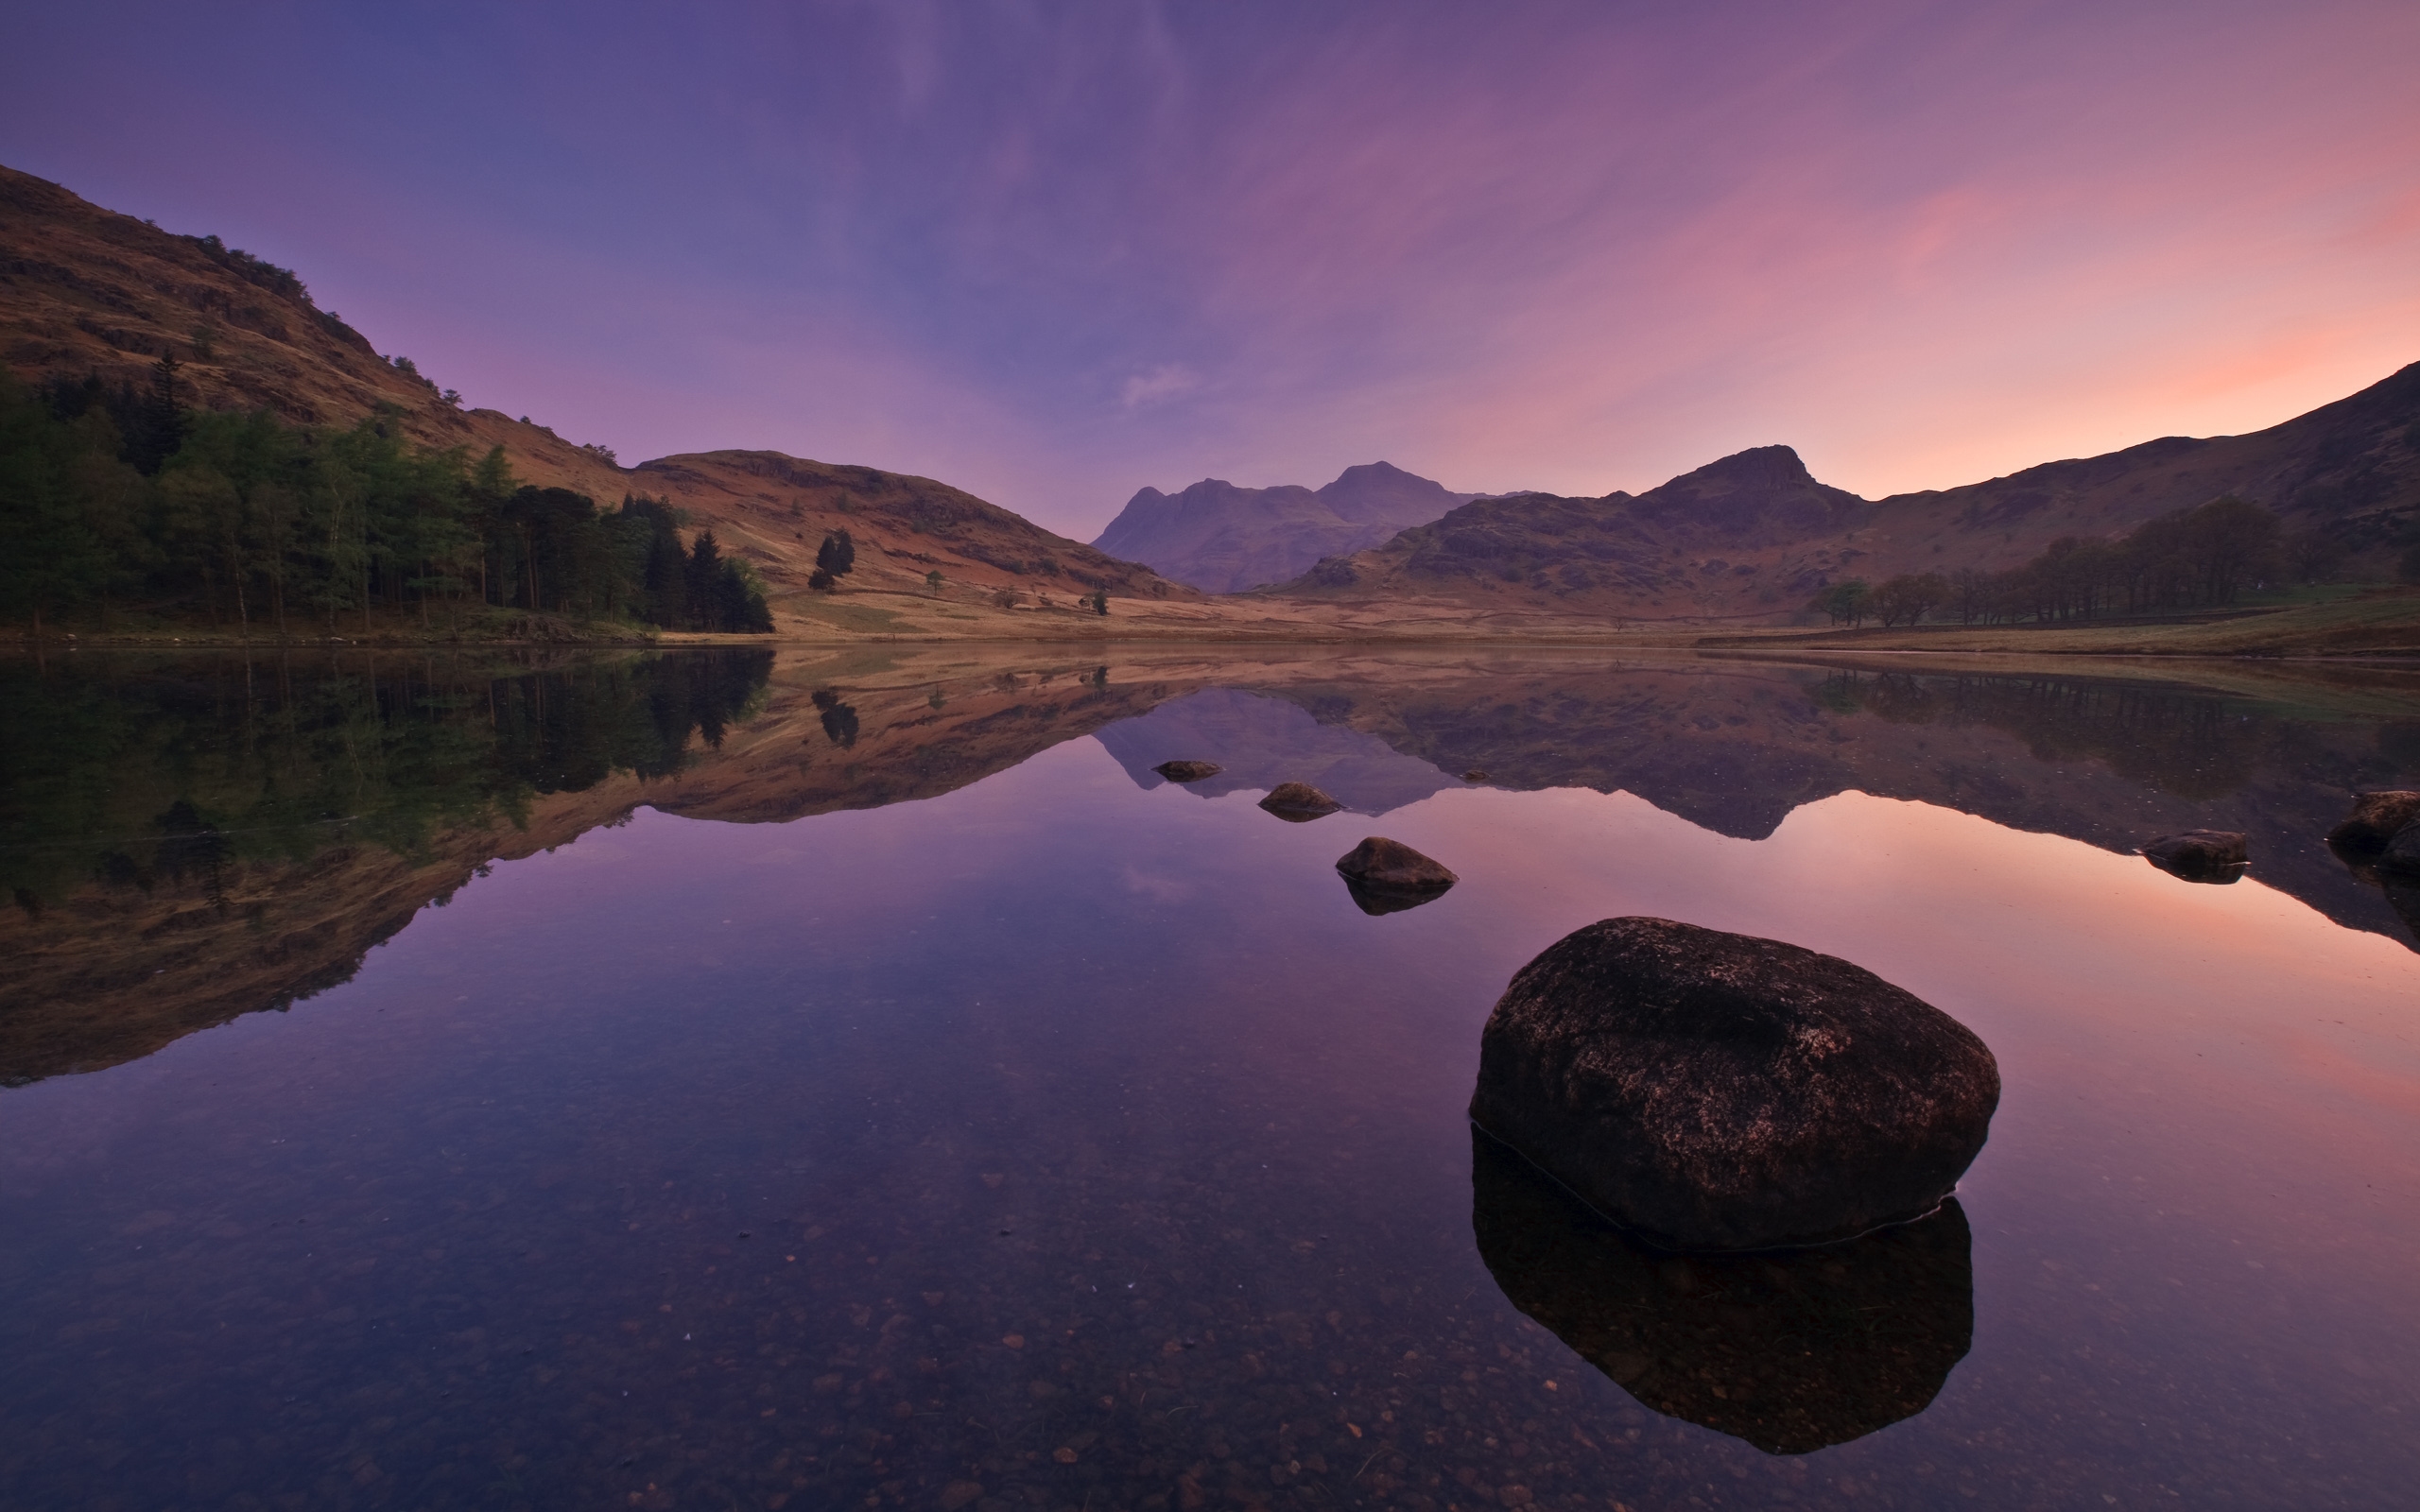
[4,0,2416,539]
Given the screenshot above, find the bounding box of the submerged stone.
[1469,917,1999,1253]
[2142,830,2249,883]
[1471,1128,1974,1455]
[1334,836,1459,915]
[1335,836,1457,891]
[1151,759,1224,782]
[1258,782,1342,820]
[2326,791,2420,853]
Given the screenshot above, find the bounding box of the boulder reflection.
[1470,1128,1974,1455]
[1340,876,1450,915]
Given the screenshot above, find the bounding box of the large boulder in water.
[1469,918,1998,1253]
[2384,822,2420,876]
[2327,791,2420,853]
[1471,1129,1973,1455]
[1258,782,1342,821]
[2142,830,2248,883]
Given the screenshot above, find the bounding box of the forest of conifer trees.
[0,359,772,637]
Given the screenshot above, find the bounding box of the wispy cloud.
[1119,363,1199,411]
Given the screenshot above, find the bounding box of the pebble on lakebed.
[1469,917,1999,1254]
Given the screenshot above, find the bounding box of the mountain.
[0,163,1196,630]
[1093,460,1475,592]
[1274,370,2420,620]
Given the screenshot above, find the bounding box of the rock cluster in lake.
[1258,782,1343,821]
[1469,918,1999,1253]
[1471,1129,1975,1455]
[2142,829,2249,884]
[1334,836,1458,915]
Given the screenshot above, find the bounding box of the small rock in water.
[2325,791,2420,853]
[1334,836,1459,917]
[1259,782,1342,821]
[1463,768,1490,782]
[2142,830,2248,883]
[1152,759,1224,782]
[1469,917,1999,1253]
[1336,836,1457,890]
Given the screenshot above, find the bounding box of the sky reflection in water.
[2,649,2417,1510]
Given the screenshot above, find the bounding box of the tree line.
[1,359,771,636]
[1809,495,2293,627]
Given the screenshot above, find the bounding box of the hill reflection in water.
[7,645,2419,1083]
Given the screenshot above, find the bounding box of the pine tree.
[816,529,856,580]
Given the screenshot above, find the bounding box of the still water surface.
[3,647,2417,1510]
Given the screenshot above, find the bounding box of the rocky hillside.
[1275,369,2420,621]
[1094,461,1474,592]
[0,163,1195,629]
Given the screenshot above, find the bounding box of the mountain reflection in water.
[7,646,2420,1084]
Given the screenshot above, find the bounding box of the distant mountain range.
[1273,371,2420,618]
[1092,462,1476,593]
[8,158,2413,634]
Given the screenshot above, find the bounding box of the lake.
[3,645,2417,1511]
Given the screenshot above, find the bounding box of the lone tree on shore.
[811,529,856,592]
[1090,589,1108,615]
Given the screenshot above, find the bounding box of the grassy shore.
[1696,588,2420,660]
[17,586,2420,659]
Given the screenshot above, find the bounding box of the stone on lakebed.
[1335,836,1458,915]
[1335,836,1457,891]
[2383,821,2420,876]
[1258,782,1342,821]
[2141,830,2248,883]
[1469,918,1999,1254]
[2325,791,2420,853]
[1151,759,1223,782]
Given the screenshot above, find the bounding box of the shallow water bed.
[3,648,2417,1510]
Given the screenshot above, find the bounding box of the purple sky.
[6,1,2415,538]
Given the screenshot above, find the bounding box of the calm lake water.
[3,646,2417,1510]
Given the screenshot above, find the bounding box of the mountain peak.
[1669,444,1814,490]
[1094,462,1473,591]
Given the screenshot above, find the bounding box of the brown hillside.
[0,163,1197,633]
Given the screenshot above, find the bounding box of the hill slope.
[1274,369,2420,621]
[1093,460,1474,592]
[0,163,1197,632]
